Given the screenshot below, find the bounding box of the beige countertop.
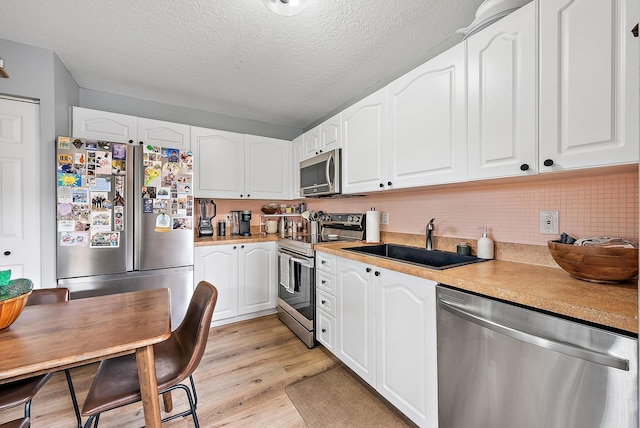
[315,241,638,335]
[194,234,638,334]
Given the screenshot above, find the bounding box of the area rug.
[285,365,414,427]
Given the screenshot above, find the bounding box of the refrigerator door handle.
[438,298,630,371]
[131,143,141,271]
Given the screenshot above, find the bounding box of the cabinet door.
[291,134,303,199]
[244,134,291,200]
[72,107,137,143]
[539,0,639,170]
[316,310,336,352]
[320,112,342,152]
[387,43,467,188]
[342,88,389,194]
[302,125,321,160]
[376,269,438,428]
[191,127,245,198]
[137,117,191,150]
[467,2,537,179]
[336,258,376,386]
[238,242,277,315]
[194,245,238,321]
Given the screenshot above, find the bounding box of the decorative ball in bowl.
[548,240,638,283]
[0,277,35,331]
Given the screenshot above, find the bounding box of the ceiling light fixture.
[262,0,306,17]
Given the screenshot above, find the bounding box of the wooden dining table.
[0,288,172,427]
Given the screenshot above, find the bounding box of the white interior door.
[0,97,40,286]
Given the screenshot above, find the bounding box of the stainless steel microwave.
[299,149,341,197]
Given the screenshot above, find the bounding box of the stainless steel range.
[277,213,366,348]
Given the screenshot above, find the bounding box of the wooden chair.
[0,288,82,428]
[0,418,29,428]
[81,281,218,428]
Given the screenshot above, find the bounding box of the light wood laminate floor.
[0,314,340,427]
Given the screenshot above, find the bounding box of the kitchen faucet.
[426,218,435,250]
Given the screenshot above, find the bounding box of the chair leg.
[162,391,173,413]
[189,375,198,409]
[23,400,32,418]
[83,414,99,428]
[159,384,199,428]
[65,369,82,428]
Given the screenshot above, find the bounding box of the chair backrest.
[26,288,70,306]
[170,281,218,381]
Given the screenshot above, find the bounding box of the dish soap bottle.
[477,227,494,259]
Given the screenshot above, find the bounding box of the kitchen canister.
[365,208,381,243]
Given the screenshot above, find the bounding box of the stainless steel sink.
[344,244,488,270]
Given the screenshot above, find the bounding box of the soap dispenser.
[477,227,494,259]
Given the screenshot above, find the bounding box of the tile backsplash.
[197,166,639,247]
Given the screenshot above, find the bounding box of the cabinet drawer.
[316,290,336,317]
[316,272,336,295]
[316,252,336,275]
[316,310,336,352]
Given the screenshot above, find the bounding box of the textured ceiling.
[0,0,484,130]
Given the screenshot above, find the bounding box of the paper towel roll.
[366,210,381,243]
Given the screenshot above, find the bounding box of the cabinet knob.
[374,271,380,276]
[241,245,245,249]
[632,23,638,37]
[247,194,250,198]
[321,260,326,264]
[240,194,243,198]
[387,181,392,186]
[379,183,384,188]
[366,267,371,273]
[233,246,237,250]
[520,163,529,171]
[321,280,326,284]
[543,159,554,167]
[3,251,10,256]
[321,300,326,305]
[322,328,326,333]
[129,140,134,144]
[319,149,323,153]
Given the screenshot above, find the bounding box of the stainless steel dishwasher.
[436,285,638,428]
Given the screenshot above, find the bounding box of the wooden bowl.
[0,291,31,332]
[548,240,638,283]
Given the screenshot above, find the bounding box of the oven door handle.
[278,249,314,268]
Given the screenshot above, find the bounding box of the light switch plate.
[539,210,559,234]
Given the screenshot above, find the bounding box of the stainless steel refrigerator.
[55,137,194,327]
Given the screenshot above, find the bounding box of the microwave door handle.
[325,153,334,190]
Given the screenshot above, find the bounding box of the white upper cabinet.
[72,107,137,143]
[467,1,537,180]
[137,117,191,150]
[244,134,291,200]
[320,112,342,153]
[291,134,303,199]
[302,125,321,159]
[342,88,389,194]
[301,113,342,161]
[192,127,245,198]
[387,43,468,188]
[538,0,639,171]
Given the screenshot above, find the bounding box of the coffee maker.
[197,199,216,238]
[240,210,252,236]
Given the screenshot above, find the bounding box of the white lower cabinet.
[316,254,337,352]
[376,267,438,428]
[194,242,276,324]
[333,255,438,427]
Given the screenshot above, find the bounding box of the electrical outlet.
[380,212,389,225]
[225,213,232,222]
[539,210,559,234]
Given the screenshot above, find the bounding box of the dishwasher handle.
[438,298,629,371]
